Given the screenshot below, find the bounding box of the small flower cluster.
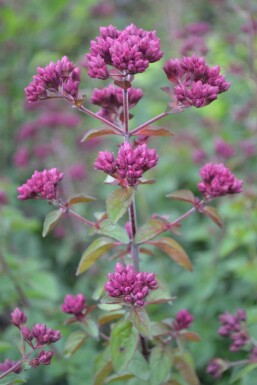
[173,309,194,331]
[218,309,248,351]
[214,138,235,159]
[61,293,87,319]
[0,308,61,374]
[198,163,243,199]
[91,84,143,122]
[176,22,211,56]
[207,309,257,379]
[17,168,63,200]
[25,56,80,102]
[86,24,163,79]
[95,142,158,187]
[104,263,157,306]
[163,55,230,108]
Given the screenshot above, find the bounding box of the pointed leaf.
[140,178,156,185]
[98,312,124,326]
[135,217,168,244]
[94,361,113,385]
[149,346,172,385]
[173,351,200,385]
[166,190,195,204]
[202,206,223,228]
[81,128,119,142]
[63,330,87,358]
[127,351,150,380]
[42,210,63,237]
[67,193,96,207]
[134,125,174,137]
[114,80,131,89]
[94,218,129,243]
[100,295,124,305]
[110,319,139,373]
[82,318,99,338]
[151,237,192,271]
[129,307,152,339]
[76,237,117,275]
[106,187,134,224]
[105,374,135,383]
[180,331,201,342]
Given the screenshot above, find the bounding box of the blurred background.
[1,0,257,384]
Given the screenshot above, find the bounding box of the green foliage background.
[1,0,257,384]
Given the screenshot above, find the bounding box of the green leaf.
[63,330,87,358]
[105,374,135,384]
[76,237,117,275]
[82,318,99,338]
[42,209,63,237]
[134,125,174,137]
[202,206,223,228]
[94,348,113,385]
[127,351,150,381]
[106,187,134,223]
[110,319,139,373]
[230,363,257,384]
[151,237,192,271]
[173,351,200,385]
[94,218,129,243]
[98,312,124,326]
[81,127,119,142]
[149,346,172,385]
[166,190,195,204]
[129,307,152,339]
[135,217,168,244]
[67,193,96,207]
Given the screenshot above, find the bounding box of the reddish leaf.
[166,190,195,204]
[150,237,192,271]
[180,331,201,342]
[76,237,117,275]
[202,206,223,228]
[114,80,131,89]
[140,178,156,185]
[67,193,96,207]
[134,125,174,137]
[135,217,168,244]
[81,128,119,142]
[173,351,200,385]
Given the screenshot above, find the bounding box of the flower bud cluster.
[25,56,80,102]
[17,168,63,200]
[8,308,61,372]
[95,142,158,187]
[207,358,228,379]
[91,84,143,122]
[218,309,249,351]
[104,263,157,306]
[163,55,230,108]
[214,138,235,159]
[198,163,243,199]
[0,359,22,375]
[61,293,87,317]
[173,309,194,331]
[176,22,211,56]
[86,24,163,79]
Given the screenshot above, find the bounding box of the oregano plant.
[1,23,252,385]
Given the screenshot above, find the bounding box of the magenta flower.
[37,350,54,365]
[61,293,87,316]
[104,262,157,306]
[214,138,235,159]
[95,142,158,187]
[0,358,22,374]
[198,163,243,199]
[218,309,249,352]
[86,24,163,79]
[163,55,230,108]
[17,168,63,200]
[173,309,193,331]
[207,358,228,379]
[11,307,27,328]
[25,56,80,102]
[32,323,61,346]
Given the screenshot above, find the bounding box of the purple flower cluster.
[61,293,87,317]
[25,56,80,102]
[17,168,63,200]
[0,359,22,374]
[104,262,157,306]
[31,323,61,346]
[91,84,143,122]
[86,24,163,79]
[95,142,158,187]
[207,358,228,379]
[214,138,235,159]
[218,309,249,351]
[198,163,243,199]
[30,351,54,367]
[176,22,211,56]
[163,55,230,108]
[173,309,194,331]
[11,307,27,327]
